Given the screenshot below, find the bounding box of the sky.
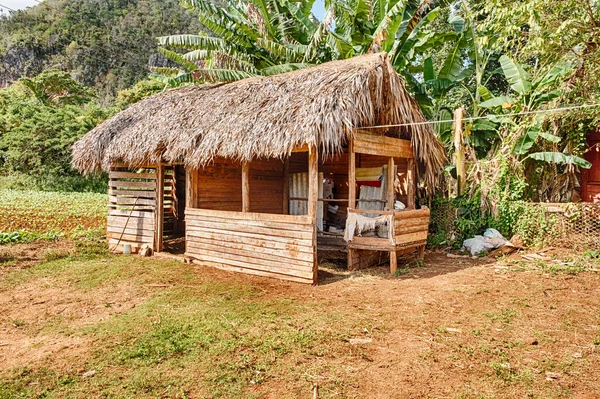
[312,0,326,21]
[0,0,38,14]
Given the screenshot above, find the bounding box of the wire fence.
[429,200,600,251]
[541,202,600,250]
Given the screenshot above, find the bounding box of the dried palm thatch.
[72,53,446,193]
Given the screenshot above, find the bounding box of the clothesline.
[359,103,600,129]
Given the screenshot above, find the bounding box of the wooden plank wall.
[194,158,286,213]
[107,166,157,252]
[249,159,285,214]
[196,158,242,211]
[185,208,316,284]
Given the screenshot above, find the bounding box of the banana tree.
[478,55,590,169]
[154,0,453,86]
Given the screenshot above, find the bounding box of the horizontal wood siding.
[394,208,430,246]
[185,208,316,284]
[353,132,414,159]
[249,158,285,214]
[107,166,157,252]
[196,158,242,211]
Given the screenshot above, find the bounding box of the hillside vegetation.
[0,0,200,103]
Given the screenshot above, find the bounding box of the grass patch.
[0,254,368,398]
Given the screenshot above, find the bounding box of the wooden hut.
[72,53,445,284]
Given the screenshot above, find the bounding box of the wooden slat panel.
[108,216,155,228]
[186,242,313,269]
[186,230,313,253]
[395,231,428,245]
[185,214,313,233]
[185,207,316,283]
[108,196,156,206]
[108,189,156,198]
[107,225,155,236]
[394,208,431,219]
[108,237,153,245]
[107,231,155,242]
[353,132,414,159]
[185,250,314,280]
[186,208,313,225]
[394,225,429,235]
[189,259,313,284]
[108,209,154,218]
[109,171,156,180]
[394,217,429,229]
[106,167,157,252]
[186,237,314,263]
[109,180,157,189]
[186,221,313,240]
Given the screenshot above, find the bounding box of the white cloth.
[344,212,394,245]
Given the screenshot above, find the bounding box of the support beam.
[307,145,318,218]
[387,157,395,210]
[348,138,356,210]
[242,161,250,213]
[185,168,198,209]
[307,145,319,284]
[282,158,289,215]
[407,158,415,209]
[390,251,397,274]
[155,164,165,252]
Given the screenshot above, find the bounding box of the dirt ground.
[1,242,599,398]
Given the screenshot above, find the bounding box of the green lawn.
[0,250,370,399]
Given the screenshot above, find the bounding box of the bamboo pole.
[453,107,466,196]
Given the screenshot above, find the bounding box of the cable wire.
[360,103,600,129]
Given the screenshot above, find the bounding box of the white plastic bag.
[484,228,504,239]
[462,236,496,256]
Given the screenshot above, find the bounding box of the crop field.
[0,190,106,237]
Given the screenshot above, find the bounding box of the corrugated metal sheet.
[289,172,324,230]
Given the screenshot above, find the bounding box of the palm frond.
[157,48,199,72]
[157,34,229,51]
[194,68,256,83]
[260,62,312,75]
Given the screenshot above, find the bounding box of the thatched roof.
[72,53,445,191]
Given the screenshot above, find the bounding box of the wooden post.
[185,168,198,208]
[418,245,425,260]
[389,215,397,274]
[307,145,318,218]
[242,161,250,213]
[307,145,319,284]
[387,157,395,210]
[282,158,289,214]
[348,138,356,210]
[155,164,165,252]
[453,107,466,196]
[407,158,415,209]
[347,138,356,271]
